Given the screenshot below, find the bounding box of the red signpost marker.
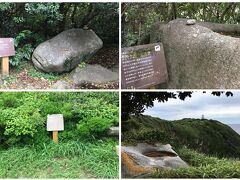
[0,38,15,76]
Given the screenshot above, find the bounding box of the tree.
[122,3,240,47]
[0,2,119,67]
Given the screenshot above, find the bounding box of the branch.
[197,21,240,34]
[79,4,99,28]
[71,4,78,28]
[121,3,128,17]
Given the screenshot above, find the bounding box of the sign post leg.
[53,131,58,143]
[2,56,9,76]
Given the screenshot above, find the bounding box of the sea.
[228,124,240,135]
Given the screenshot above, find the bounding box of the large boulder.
[110,63,119,73]
[32,29,103,73]
[122,143,188,178]
[150,19,240,88]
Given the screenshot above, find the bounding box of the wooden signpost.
[47,114,64,143]
[121,43,168,89]
[0,38,15,76]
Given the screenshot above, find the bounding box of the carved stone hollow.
[121,143,188,178]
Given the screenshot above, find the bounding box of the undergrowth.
[27,68,60,80]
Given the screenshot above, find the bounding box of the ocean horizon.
[228,124,240,135]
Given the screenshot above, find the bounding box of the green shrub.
[10,30,34,66]
[77,116,114,137]
[123,115,240,158]
[0,95,19,108]
[0,92,119,148]
[40,101,61,116]
[123,128,170,145]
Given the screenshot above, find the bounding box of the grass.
[122,115,240,178]
[151,147,240,178]
[123,115,240,158]
[0,138,119,178]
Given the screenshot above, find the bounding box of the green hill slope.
[122,115,240,158]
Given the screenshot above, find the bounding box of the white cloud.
[143,91,240,124]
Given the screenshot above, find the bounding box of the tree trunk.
[59,3,71,32]
[197,21,240,34]
[71,3,77,28]
[171,3,177,20]
[78,4,99,28]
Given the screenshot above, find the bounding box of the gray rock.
[150,18,240,88]
[51,80,72,89]
[0,78,3,85]
[108,127,119,136]
[70,64,119,85]
[0,75,4,85]
[186,19,196,25]
[163,156,188,169]
[32,29,103,73]
[122,143,188,178]
[110,63,119,73]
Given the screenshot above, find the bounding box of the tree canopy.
[0,3,119,66]
[121,91,233,121]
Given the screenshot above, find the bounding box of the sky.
[143,91,240,125]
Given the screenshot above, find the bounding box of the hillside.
[122,115,240,158]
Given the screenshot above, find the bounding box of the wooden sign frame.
[121,43,168,89]
[0,38,15,76]
[47,114,64,143]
